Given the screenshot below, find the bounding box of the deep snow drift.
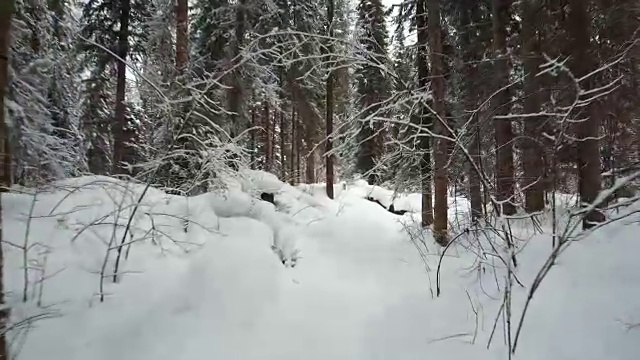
[2,171,640,360]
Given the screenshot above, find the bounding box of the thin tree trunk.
[491,0,516,215]
[428,0,448,245]
[521,0,545,212]
[296,120,302,184]
[175,0,188,71]
[250,105,256,169]
[305,125,316,183]
[113,0,131,175]
[276,69,287,181]
[264,102,272,171]
[603,110,615,198]
[469,119,483,220]
[636,116,640,165]
[290,107,297,184]
[459,4,483,221]
[280,108,286,180]
[270,108,276,172]
[567,0,604,228]
[285,75,320,184]
[0,1,12,357]
[228,0,246,137]
[171,0,189,167]
[416,0,433,226]
[325,0,335,198]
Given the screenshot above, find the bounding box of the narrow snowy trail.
[89,196,456,360]
[239,196,485,360]
[251,198,416,359]
[13,194,441,360]
[10,177,640,360]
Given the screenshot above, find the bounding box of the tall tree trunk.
[280,108,287,180]
[171,0,189,170]
[286,75,322,184]
[296,140,301,183]
[291,107,297,184]
[428,0,448,245]
[459,4,483,221]
[635,116,640,165]
[325,0,335,198]
[228,0,246,138]
[416,0,433,226]
[0,2,12,357]
[113,0,131,175]
[521,0,545,212]
[469,120,483,219]
[491,0,516,215]
[296,134,302,183]
[264,102,272,171]
[175,0,188,72]
[567,0,605,228]
[295,115,302,184]
[250,105,256,169]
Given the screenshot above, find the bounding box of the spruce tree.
[354,0,389,185]
[8,0,84,183]
[79,0,150,175]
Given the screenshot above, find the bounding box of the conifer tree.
[7,0,85,183]
[354,0,389,185]
[79,0,150,175]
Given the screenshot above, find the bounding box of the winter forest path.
[235,195,484,360]
[8,178,640,360]
[85,196,475,360]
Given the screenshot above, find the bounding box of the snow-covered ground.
[3,171,639,360]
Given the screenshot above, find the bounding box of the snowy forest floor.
[3,170,640,360]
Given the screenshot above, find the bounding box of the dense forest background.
[0,0,639,241]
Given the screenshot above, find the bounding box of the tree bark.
[459,4,483,221]
[567,0,605,228]
[428,0,448,245]
[416,0,433,227]
[295,112,302,184]
[325,0,335,198]
[468,118,483,219]
[305,123,316,183]
[175,0,188,72]
[491,0,516,215]
[521,0,545,212]
[291,107,297,184]
[263,101,273,171]
[280,107,287,181]
[0,1,12,357]
[286,75,321,183]
[250,105,256,169]
[228,0,246,137]
[113,0,132,175]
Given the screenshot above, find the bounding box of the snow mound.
[219,169,284,196]
[2,174,640,360]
